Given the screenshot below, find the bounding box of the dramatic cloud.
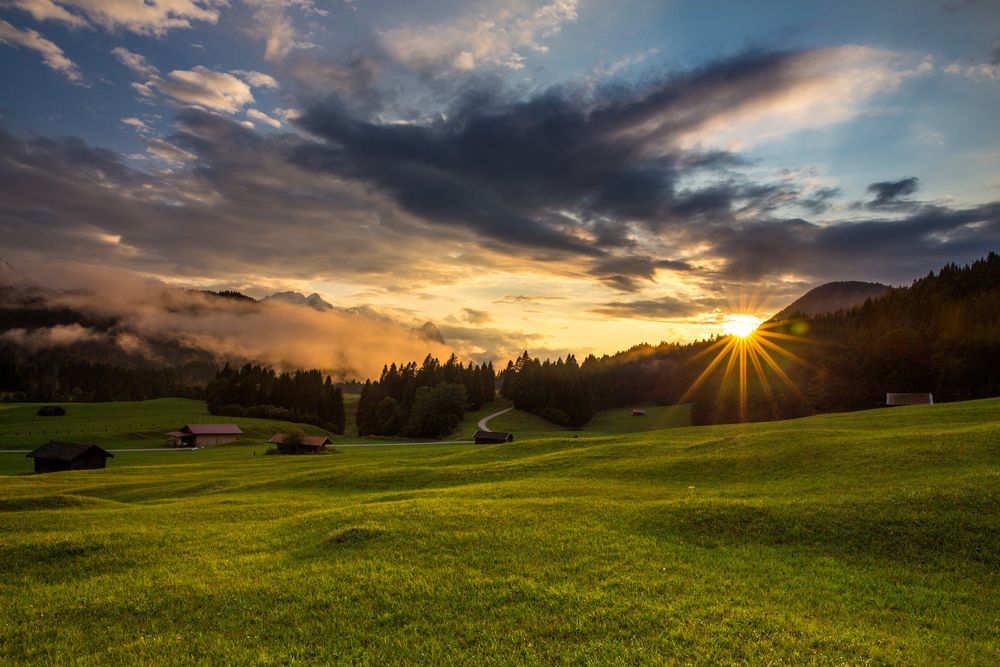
[461,307,492,324]
[112,46,159,77]
[6,0,221,36]
[0,113,482,293]
[121,116,151,133]
[673,46,919,149]
[232,69,279,89]
[294,48,906,287]
[0,18,83,81]
[943,61,1000,81]
[246,108,282,128]
[590,296,709,320]
[244,0,322,62]
[867,177,919,207]
[4,271,452,377]
[134,66,256,113]
[144,137,197,163]
[379,0,579,72]
[2,44,999,352]
[7,0,88,28]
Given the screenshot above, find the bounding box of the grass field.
[484,402,692,439]
[0,399,337,451]
[1,399,998,663]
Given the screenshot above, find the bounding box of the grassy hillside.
[484,402,692,439]
[0,399,336,451]
[0,399,998,663]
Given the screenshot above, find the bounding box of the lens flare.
[679,296,812,423]
[722,314,761,338]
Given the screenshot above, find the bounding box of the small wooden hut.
[632,408,646,417]
[166,424,243,447]
[474,430,513,444]
[269,433,331,454]
[886,393,934,406]
[27,441,112,473]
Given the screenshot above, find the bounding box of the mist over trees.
[356,354,496,438]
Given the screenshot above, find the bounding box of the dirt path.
[477,406,513,431]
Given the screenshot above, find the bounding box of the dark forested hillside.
[206,364,346,434]
[502,253,1000,426]
[771,281,889,320]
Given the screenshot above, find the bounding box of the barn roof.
[270,433,331,446]
[474,430,513,442]
[886,393,934,406]
[27,441,113,461]
[182,424,243,435]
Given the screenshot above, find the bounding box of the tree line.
[206,363,346,434]
[356,354,495,438]
[0,352,212,403]
[501,252,1000,426]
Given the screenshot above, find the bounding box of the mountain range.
[263,291,335,311]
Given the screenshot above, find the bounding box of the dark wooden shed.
[269,433,331,454]
[27,441,113,473]
[474,430,514,444]
[36,406,66,417]
[886,393,934,406]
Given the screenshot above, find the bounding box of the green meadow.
[0,399,336,451]
[0,398,998,664]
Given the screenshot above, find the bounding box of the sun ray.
[747,342,774,400]
[747,337,808,401]
[679,309,812,422]
[679,337,738,404]
[754,333,812,368]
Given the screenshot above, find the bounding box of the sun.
[722,314,762,338]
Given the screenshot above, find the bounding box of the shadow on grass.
[640,492,1000,567]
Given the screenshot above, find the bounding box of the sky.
[1,0,999,364]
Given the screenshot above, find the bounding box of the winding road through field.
[477,406,513,432]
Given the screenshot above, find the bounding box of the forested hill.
[803,252,1000,410]
[502,252,1000,426]
[771,281,889,320]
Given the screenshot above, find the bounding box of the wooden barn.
[36,406,66,417]
[166,424,243,447]
[270,433,331,454]
[632,408,646,417]
[474,430,513,444]
[27,441,112,473]
[886,393,934,406]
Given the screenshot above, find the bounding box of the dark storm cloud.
[3,45,1000,303]
[0,114,469,287]
[293,49,838,282]
[587,255,695,291]
[866,177,920,208]
[799,187,841,215]
[591,295,716,320]
[705,202,1000,282]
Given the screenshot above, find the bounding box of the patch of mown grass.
[0,398,997,664]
